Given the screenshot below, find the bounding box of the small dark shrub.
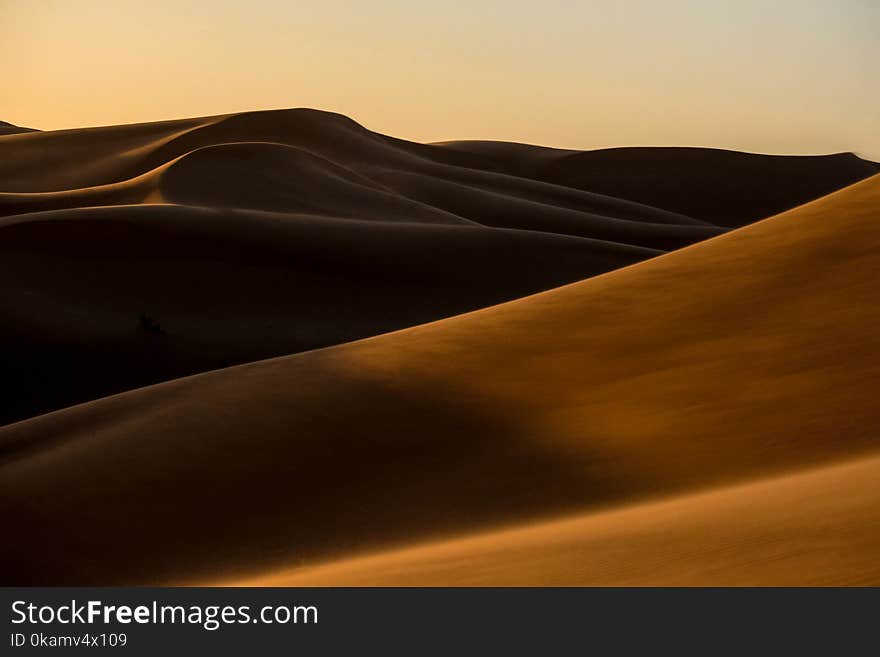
[138,312,165,335]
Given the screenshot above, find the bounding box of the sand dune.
[0,109,730,425]
[0,203,653,425]
[248,453,880,586]
[2,109,873,426]
[0,109,714,234]
[0,121,37,136]
[436,141,879,226]
[5,109,873,228]
[1,164,876,585]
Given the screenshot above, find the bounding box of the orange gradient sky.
[3,0,878,158]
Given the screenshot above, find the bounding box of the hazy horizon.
[4,0,879,159]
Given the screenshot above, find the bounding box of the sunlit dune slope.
[1,175,877,585]
[245,453,880,586]
[0,204,653,425]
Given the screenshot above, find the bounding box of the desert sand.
[250,454,880,586]
[0,110,877,585]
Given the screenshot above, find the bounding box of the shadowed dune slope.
[0,121,37,136]
[0,143,469,225]
[5,108,873,231]
[2,110,873,231]
[434,141,879,226]
[153,143,469,224]
[541,147,880,227]
[1,175,877,585]
[0,204,653,426]
[0,109,721,247]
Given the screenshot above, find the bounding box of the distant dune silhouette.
[0,109,877,585]
[0,120,37,136]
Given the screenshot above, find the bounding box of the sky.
[3,0,878,158]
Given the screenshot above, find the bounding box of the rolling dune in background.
[0,111,877,585]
